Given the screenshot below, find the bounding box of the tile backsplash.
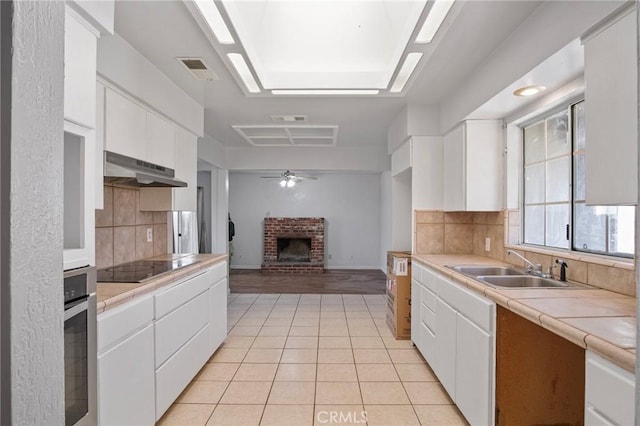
[96,185,169,268]
[414,209,636,297]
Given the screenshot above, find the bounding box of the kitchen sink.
[476,275,575,289]
[448,265,526,276]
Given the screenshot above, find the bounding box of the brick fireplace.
[262,217,325,273]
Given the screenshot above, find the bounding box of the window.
[522,101,635,258]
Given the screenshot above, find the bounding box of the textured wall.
[8,1,65,424]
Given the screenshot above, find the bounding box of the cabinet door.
[64,11,97,128]
[466,120,503,211]
[95,82,105,209]
[210,278,228,353]
[456,314,493,426]
[434,297,457,399]
[104,89,146,160]
[172,127,198,211]
[411,279,422,351]
[146,112,176,169]
[584,9,637,205]
[443,124,465,211]
[98,324,155,426]
[585,351,635,426]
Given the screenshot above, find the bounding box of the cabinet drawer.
[585,352,634,426]
[156,325,210,420]
[98,294,154,353]
[420,303,436,334]
[155,289,210,367]
[208,261,227,284]
[412,263,423,285]
[420,285,436,312]
[155,270,211,319]
[421,266,437,292]
[436,276,494,333]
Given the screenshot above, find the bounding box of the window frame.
[520,100,634,259]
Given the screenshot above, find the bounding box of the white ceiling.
[222,0,427,90]
[113,1,548,149]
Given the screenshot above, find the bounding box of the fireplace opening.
[277,238,311,262]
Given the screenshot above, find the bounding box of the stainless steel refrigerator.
[171,211,199,254]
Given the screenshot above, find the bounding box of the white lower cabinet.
[97,262,228,425]
[156,325,211,420]
[456,314,493,426]
[97,296,155,426]
[585,351,635,426]
[412,261,495,426]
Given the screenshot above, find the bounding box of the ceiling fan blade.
[294,176,318,180]
[260,176,282,179]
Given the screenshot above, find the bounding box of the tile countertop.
[412,254,636,373]
[96,253,227,314]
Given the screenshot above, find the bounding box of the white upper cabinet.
[443,120,503,211]
[64,10,97,128]
[583,6,637,205]
[173,127,198,211]
[104,89,146,160]
[146,112,176,169]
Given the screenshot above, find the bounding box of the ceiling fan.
[260,170,317,188]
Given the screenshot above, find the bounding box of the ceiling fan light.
[287,180,296,188]
[280,179,287,187]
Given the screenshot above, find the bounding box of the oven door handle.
[64,299,89,321]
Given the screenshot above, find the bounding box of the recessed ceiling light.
[415,0,455,43]
[193,0,235,44]
[271,90,379,96]
[513,85,546,97]
[227,53,261,93]
[390,52,423,93]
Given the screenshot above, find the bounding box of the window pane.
[546,111,570,158]
[524,205,544,245]
[610,206,635,256]
[524,163,545,204]
[524,121,545,165]
[546,157,570,202]
[573,101,585,150]
[573,152,586,202]
[546,204,569,249]
[573,204,607,252]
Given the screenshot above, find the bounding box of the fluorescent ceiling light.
[390,53,423,93]
[415,0,455,43]
[227,53,260,93]
[193,0,235,44]
[513,85,546,97]
[271,90,379,96]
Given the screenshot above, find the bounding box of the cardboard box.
[386,251,412,339]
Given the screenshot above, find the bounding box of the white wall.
[379,171,392,271]
[226,146,389,172]
[198,135,227,169]
[391,169,412,251]
[3,1,65,423]
[97,33,204,136]
[229,172,382,269]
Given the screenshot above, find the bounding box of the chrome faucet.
[506,250,550,278]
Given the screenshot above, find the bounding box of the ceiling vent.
[271,115,308,123]
[177,57,219,81]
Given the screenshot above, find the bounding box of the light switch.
[147,228,153,242]
[485,237,491,252]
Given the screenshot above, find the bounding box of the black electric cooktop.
[97,258,201,283]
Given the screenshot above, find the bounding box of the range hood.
[104,151,187,188]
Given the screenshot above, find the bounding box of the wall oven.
[64,266,97,426]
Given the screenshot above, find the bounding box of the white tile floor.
[157,294,467,425]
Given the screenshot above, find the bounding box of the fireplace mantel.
[262,217,325,274]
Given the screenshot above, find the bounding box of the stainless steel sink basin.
[476,275,573,288]
[448,265,526,276]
